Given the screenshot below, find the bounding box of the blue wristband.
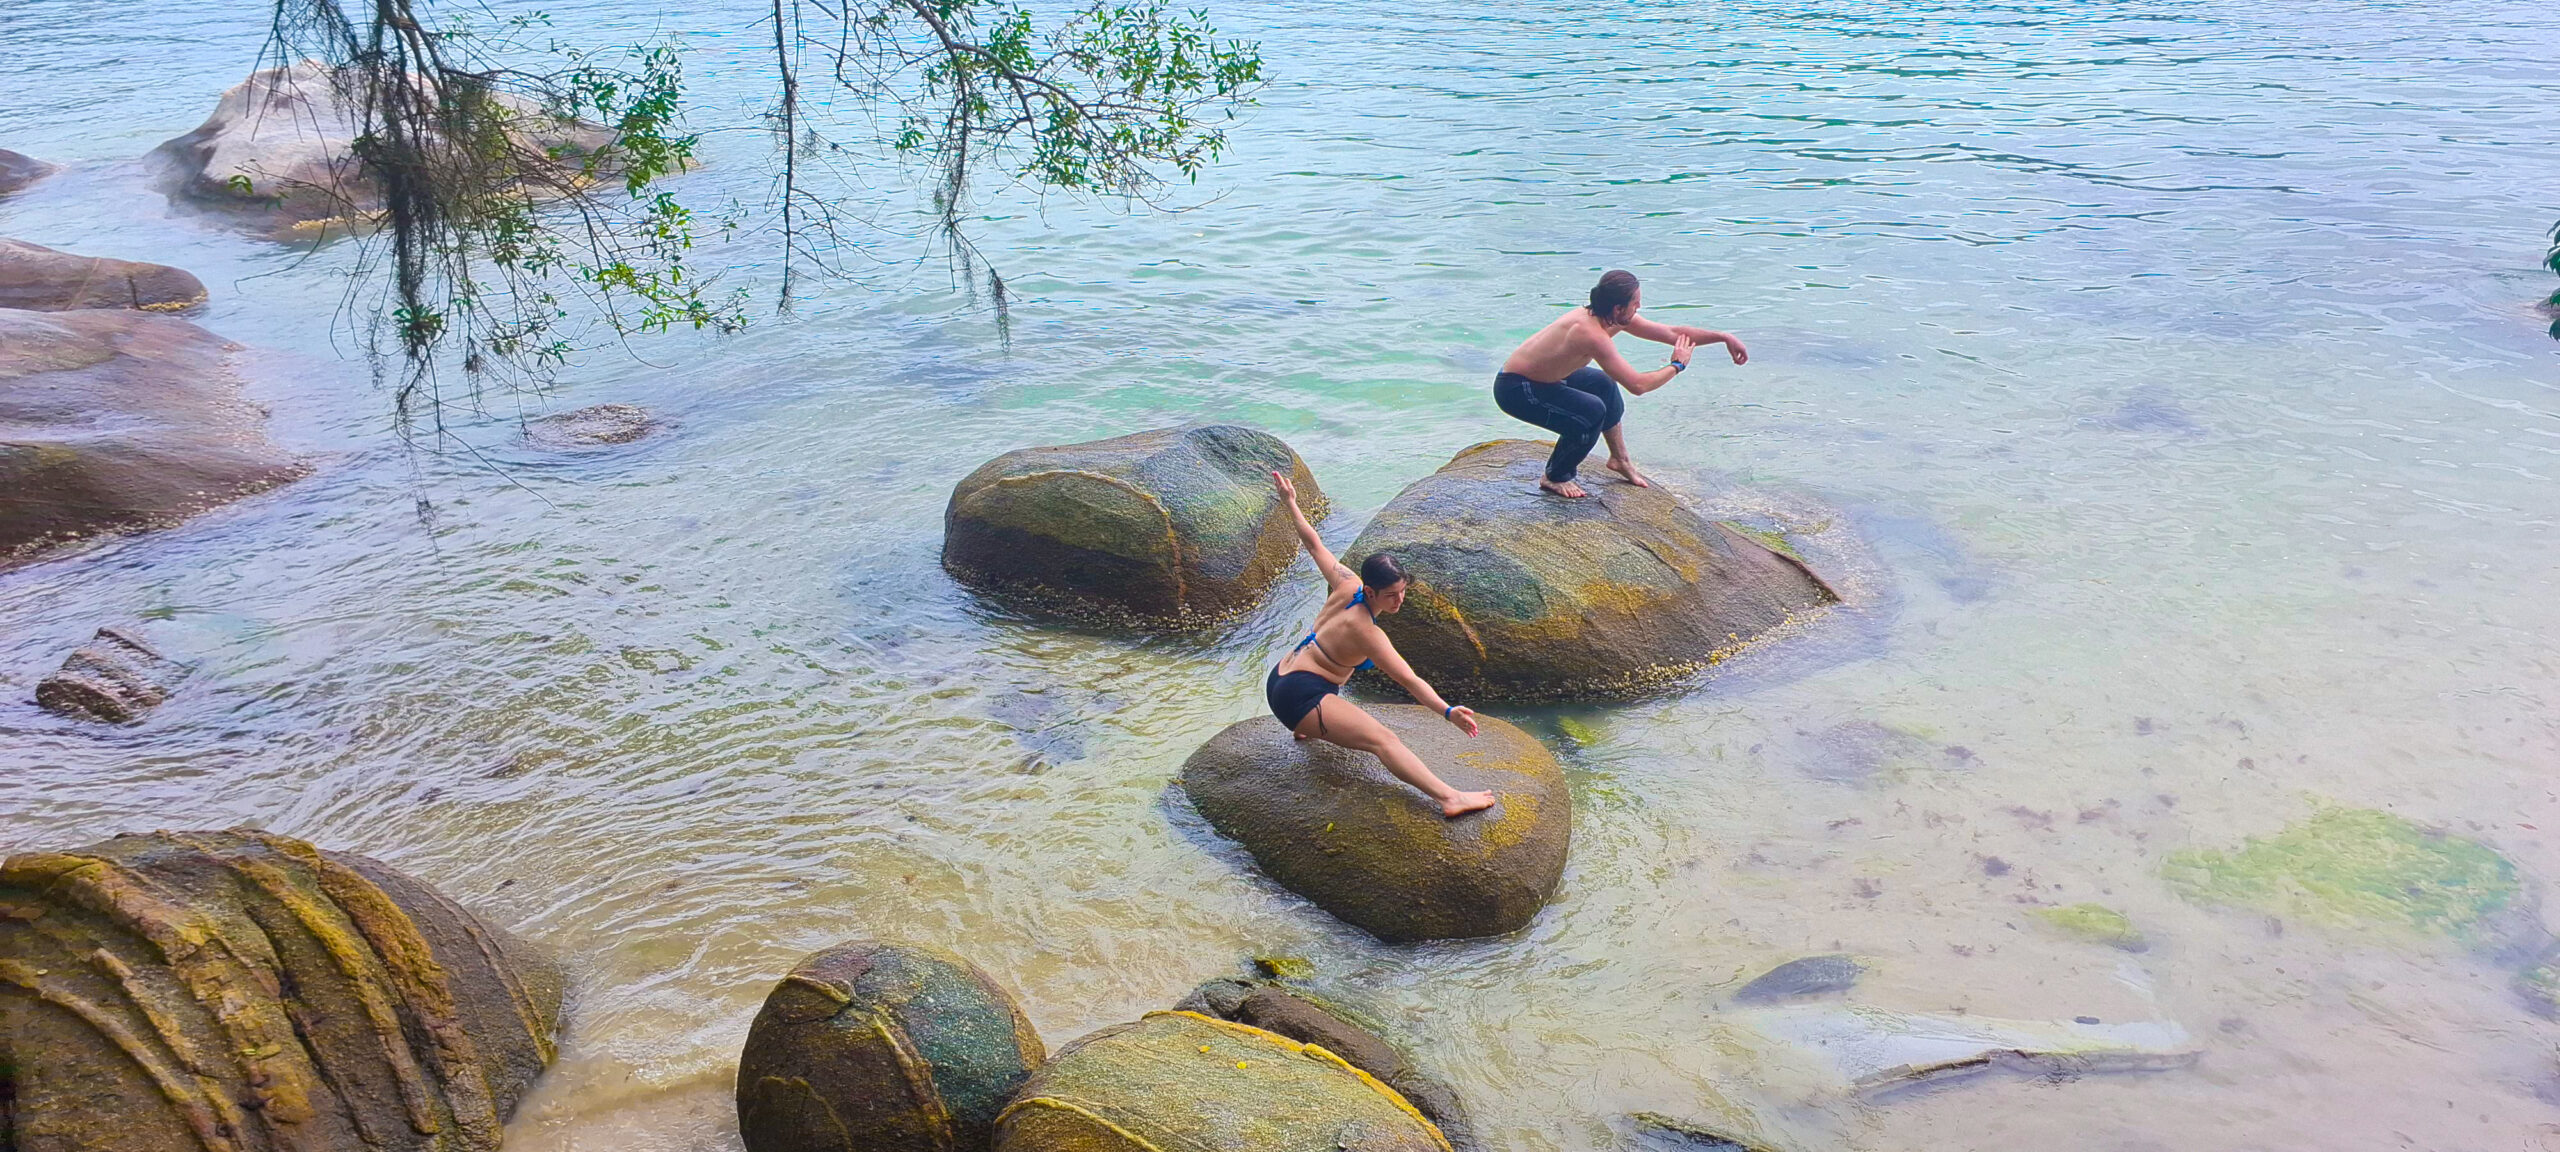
[1671,359,1688,372]
[1444,704,1458,718]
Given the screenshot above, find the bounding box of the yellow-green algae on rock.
[943,424,1328,624]
[2162,807,2523,945]
[992,1011,1450,1152]
[0,829,562,1152]
[1180,705,1570,942]
[2033,904,2148,952]
[736,940,1045,1152]
[1344,440,1833,701]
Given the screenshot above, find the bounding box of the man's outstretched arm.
[1623,312,1749,365]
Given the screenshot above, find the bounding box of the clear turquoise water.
[4,1,2559,1148]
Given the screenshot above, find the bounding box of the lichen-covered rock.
[2163,807,2528,947]
[0,149,59,195]
[1343,439,1834,701]
[34,627,190,723]
[1192,983,1472,1147]
[0,308,308,570]
[736,940,1044,1152]
[0,239,206,312]
[1180,705,1569,942]
[993,1011,1449,1152]
[0,829,563,1152]
[944,424,1328,624]
[526,402,658,448]
[149,61,618,239]
[2033,903,2148,952]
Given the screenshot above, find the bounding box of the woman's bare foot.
[1441,790,1498,817]
[1604,458,1652,488]
[1538,478,1590,498]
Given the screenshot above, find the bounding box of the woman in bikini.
[1263,471,1498,818]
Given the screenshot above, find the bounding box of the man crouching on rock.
[1494,269,1748,497]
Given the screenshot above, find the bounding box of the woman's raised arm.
[1272,471,1356,592]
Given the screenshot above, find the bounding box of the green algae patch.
[2162,808,2521,945]
[2033,903,2148,952]
[1554,715,1602,747]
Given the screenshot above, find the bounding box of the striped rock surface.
[736,940,1045,1152]
[0,830,563,1152]
[992,1011,1449,1152]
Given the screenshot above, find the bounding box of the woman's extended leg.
[1295,696,1497,817]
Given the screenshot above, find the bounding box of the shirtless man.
[1494,270,1748,497]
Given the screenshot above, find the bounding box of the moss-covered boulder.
[993,1011,1449,1152]
[1343,440,1833,701]
[736,940,1045,1152]
[944,424,1327,624]
[2034,903,2148,952]
[1180,705,1569,942]
[1,308,308,570]
[2163,807,2528,947]
[0,239,206,313]
[1173,980,1473,1147]
[0,829,562,1152]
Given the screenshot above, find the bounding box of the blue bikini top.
[1296,588,1377,671]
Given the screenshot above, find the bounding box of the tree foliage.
[2545,219,2560,339]
[260,0,1263,433]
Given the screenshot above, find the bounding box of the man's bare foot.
[1441,790,1498,817]
[1538,478,1590,498]
[1604,458,1652,488]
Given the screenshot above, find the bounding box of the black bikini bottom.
[1265,666,1341,731]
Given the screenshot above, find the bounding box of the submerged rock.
[0,308,308,569]
[944,424,1328,624]
[1624,1112,1782,1152]
[1174,977,1472,1145]
[736,940,1044,1152]
[2034,903,2148,952]
[1730,954,1863,1005]
[0,239,206,313]
[150,61,617,238]
[0,829,563,1152]
[993,1011,1449,1152]
[2163,807,2527,947]
[1180,705,1570,942]
[1344,440,1833,701]
[34,627,190,723]
[0,149,57,195]
[1728,1005,2197,1096]
[526,402,659,448]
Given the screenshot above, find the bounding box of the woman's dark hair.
[1359,553,1406,590]
[1588,269,1640,321]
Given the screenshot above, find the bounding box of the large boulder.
[1344,439,1834,701]
[992,1011,1450,1152]
[1175,978,1473,1146]
[0,239,206,313]
[736,940,1045,1152]
[0,308,307,570]
[150,61,617,238]
[0,149,57,195]
[944,424,1328,624]
[0,829,564,1152]
[1180,705,1570,942]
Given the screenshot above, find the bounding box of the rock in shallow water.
[0,238,206,313]
[1180,705,1570,942]
[944,424,1327,624]
[1174,978,1473,1146]
[525,402,659,447]
[1728,1005,2198,1096]
[0,308,308,570]
[33,626,189,722]
[0,149,57,195]
[0,829,562,1152]
[2163,806,2528,948]
[993,1011,1449,1152]
[1344,440,1834,701]
[1730,954,1863,1005]
[736,940,1044,1152]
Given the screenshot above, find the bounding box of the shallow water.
[5,0,2560,1148]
